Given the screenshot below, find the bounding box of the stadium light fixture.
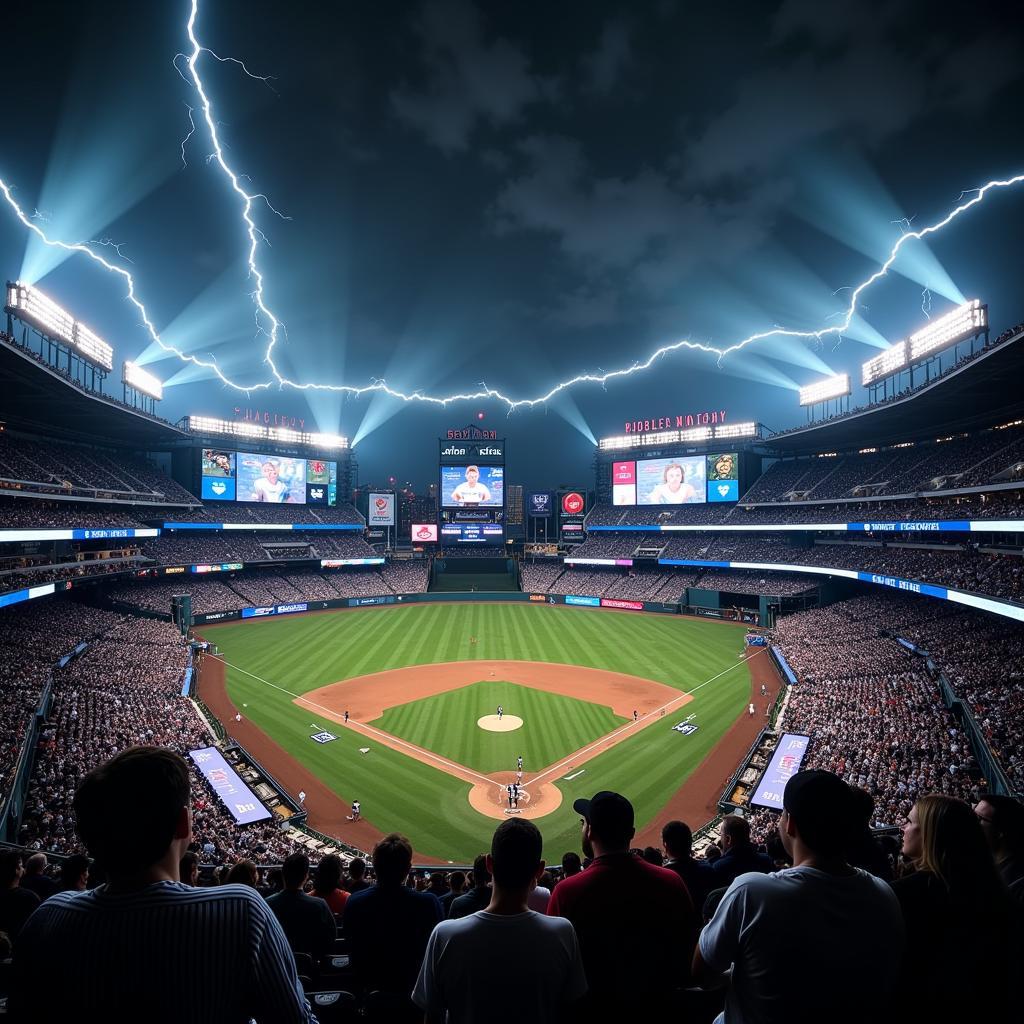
[713,422,758,439]
[186,415,349,450]
[861,341,907,386]
[907,299,986,362]
[6,280,114,371]
[798,373,851,407]
[122,360,164,401]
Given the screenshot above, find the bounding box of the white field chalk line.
[529,654,756,786]
[219,659,494,786]
[218,648,759,794]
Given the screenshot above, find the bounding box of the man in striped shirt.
[10,746,314,1024]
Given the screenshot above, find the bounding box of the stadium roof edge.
[762,329,1024,454]
[0,338,189,448]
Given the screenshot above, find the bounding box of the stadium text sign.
[751,734,811,810]
[233,406,306,430]
[188,747,272,824]
[624,409,728,433]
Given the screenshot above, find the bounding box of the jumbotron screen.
[612,452,738,505]
[440,465,504,507]
[201,449,338,505]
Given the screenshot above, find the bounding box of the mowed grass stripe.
[372,680,625,774]
[205,604,748,859]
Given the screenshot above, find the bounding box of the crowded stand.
[0,432,196,503]
[772,593,1024,809]
[0,499,146,529]
[155,502,363,525]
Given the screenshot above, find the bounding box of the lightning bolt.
[86,237,134,264]
[921,287,932,319]
[0,0,1021,411]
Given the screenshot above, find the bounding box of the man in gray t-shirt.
[414,820,586,1024]
[694,770,904,1024]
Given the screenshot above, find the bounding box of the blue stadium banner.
[188,747,272,825]
[565,595,601,606]
[0,527,159,543]
[751,734,811,810]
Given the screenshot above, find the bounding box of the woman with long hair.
[891,795,1015,1016]
[312,854,349,915]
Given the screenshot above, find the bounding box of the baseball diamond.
[196,602,771,861]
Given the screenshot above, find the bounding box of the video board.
[440,465,504,507]
[612,452,738,505]
[201,449,338,505]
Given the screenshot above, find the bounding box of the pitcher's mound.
[478,714,523,732]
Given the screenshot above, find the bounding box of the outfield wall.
[191,591,682,625]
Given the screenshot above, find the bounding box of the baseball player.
[344,710,350,725]
[633,709,638,723]
[506,784,514,810]
[298,790,306,806]
[497,705,504,721]
[234,712,242,724]
[748,703,756,717]
[512,782,520,808]
[760,684,768,697]
[347,800,361,821]
[517,755,523,771]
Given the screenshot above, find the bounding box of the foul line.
[217,649,758,795]
[218,658,495,786]
[528,654,756,787]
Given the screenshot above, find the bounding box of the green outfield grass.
[203,603,749,861]
[372,680,626,774]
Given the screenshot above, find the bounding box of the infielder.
[517,755,523,771]
[497,705,504,721]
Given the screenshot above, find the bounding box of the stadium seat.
[307,990,358,1023]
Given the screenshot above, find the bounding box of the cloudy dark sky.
[1,0,1022,492]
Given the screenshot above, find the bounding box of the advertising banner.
[565,595,601,607]
[600,598,643,610]
[527,492,552,516]
[368,492,396,526]
[612,461,636,506]
[188,747,272,824]
[320,558,385,567]
[751,734,811,810]
[411,523,439,542]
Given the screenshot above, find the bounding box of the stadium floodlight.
[6,280,114,371]
[798,373,851,407]
[122,361,164,401]
[598,434,643,451]
[907,299,986,362]
[307,432,349,450]
[6,281,75,346]
[186,415,348,450]
[862,341,907,386]
[72,321,114,371]
[678,426,714,442]
[713,422,758,439]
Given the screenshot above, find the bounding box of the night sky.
[2,0,1023,493]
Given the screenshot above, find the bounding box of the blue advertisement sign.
[188,747,272,824]
[565,595,601,606]
[750,733,811,810]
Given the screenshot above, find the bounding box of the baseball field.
[198,603,771,862]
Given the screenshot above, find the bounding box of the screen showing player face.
[201,450,236,501]
[636,456,706,505]
[237,453,307,504]
[440,464,504,507]
[706,452,739,502]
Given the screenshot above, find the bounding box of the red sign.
[600,599,643,611]
[233,407,306,430]
[412,523,438,542]
[562,492,585,515]
[624,410,727,433]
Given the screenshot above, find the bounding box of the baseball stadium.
[1,2,1022,1021]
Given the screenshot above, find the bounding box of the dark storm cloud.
[688,0,1021,182]
[582,19,633,95]
[489,135,782,311]
[390,0,555,154]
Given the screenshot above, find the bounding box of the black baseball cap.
[782,770,858,853]
[573,791,634,841]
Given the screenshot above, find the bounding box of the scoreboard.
[438,438,505,545]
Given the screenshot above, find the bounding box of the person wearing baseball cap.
[546,791,697,1016]
[693,770,905,1024]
